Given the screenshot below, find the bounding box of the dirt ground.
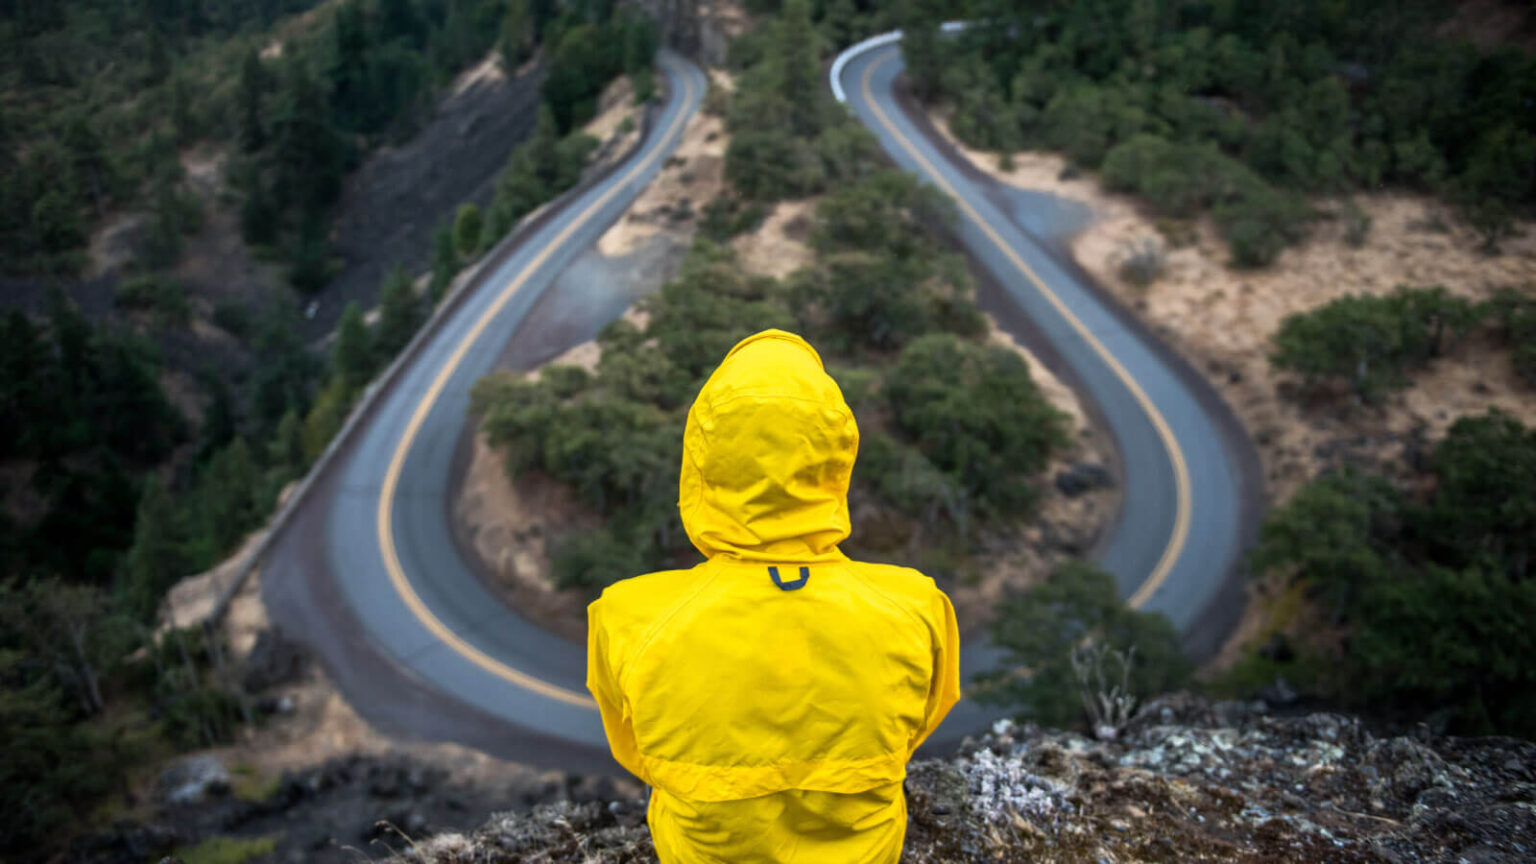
[927,109,1536,664]
[732,197,818,278]
[596,76,729,258]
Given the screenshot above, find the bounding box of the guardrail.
[828,22,966,104]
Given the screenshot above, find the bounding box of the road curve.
[262,51,704,768]
[834,40,1261,688]
[261,36,1260,773]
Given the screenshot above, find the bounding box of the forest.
[900,0,1535,260]
[0,0,651,854]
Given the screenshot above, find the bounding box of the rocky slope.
[379,695,1535,863]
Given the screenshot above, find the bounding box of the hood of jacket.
[678,330,858,562]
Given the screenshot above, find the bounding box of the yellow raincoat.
[587,330,962,864]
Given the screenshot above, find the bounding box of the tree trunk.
[67,622,104,715]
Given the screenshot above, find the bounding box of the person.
[586,329,961,864]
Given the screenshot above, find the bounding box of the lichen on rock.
[383,695,1536,863]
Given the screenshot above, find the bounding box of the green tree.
[0,648,118,855]
[200,438,260,554]
[1352,565,1536,737]
[237,48,268,153]
[333,301,375,396]
[979,561,1190,729]
[269,60,344,218]
[1271,286,1478,401]
[123,477,185,621]
[287,210,334,294]
[303,377,351,463]
[454,203,484,258]
[1418,409,1536,579]
[1488,288,1536,386]
[374,264,422,362]
[886,334,1069,517]
[1249,467,1402,615]
[270,408,308,477]
[429,217,459,302]
[776,0,823,137]
[499,0,534,69]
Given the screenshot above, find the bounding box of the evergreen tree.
[333,301,374,396]
[237,48,268,153]
[302,378,351,462]
[269,60,343,218]
[777,0,823,137]
[270,408,307,476]
[454,203,483,258]
[201,438,259,553]
[374,265,422,363]
[429,217,459,303]
[499,0,535,69]
[122,477,184,621]
[198,376,239,460]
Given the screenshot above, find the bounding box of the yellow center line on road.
[374,63,700,710]
[859,53,1191,609]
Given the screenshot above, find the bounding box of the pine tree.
[454,203,483,258]
[270,408,307,476]
[203,438,259,552]
[237,49,267,153]
[333,301,374,397]
[123,477,184,621]
[778,0,824,137]
[374,265,422,363]
[499,0,534,69]
[429,217,459,303]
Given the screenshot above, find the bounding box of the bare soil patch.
[732,198,817,278]
[596,79,728,257]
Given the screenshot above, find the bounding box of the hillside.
[382,695,1536,863]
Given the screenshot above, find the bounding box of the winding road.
[261,39,1260,773]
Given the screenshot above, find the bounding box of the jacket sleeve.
[909,589,962,756]
[586,599,647,781]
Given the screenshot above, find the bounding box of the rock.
[1054,462,1115,497]
[64,822,179,864]
[160,756,230,806]
[241,627,310,693]
[1259,675,1299,706]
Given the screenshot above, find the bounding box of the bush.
[1271,286,1479,401]
[1250,413,1536,736]
[453,204,483,259]
[1116,238,1166,287]
[115,275,191,329]
[886,334,1069,517]
[978,561,1190,729]
[1488,288,1536,387]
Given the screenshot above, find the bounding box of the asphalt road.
[261,40,1260,772]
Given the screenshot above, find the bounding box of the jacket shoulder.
[590,567,706,640]
[848,561,948,613]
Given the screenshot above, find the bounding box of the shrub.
[1487,288,1536,387]
[453,204,483,259]
[978,561,1189,729]
[1116,238,1166,287]
[1249,415,1536,737]
[115,275,191,329]
[1271,286,1479,401]
[886,334,1069,517]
